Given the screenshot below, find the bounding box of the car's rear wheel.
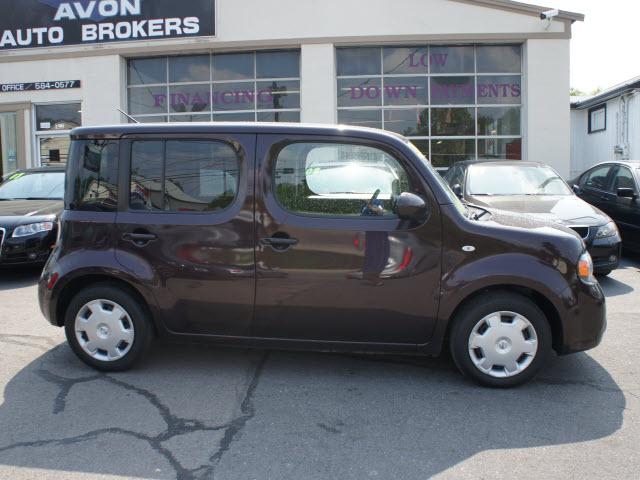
[449,292,551,387]
[64,284,152,371]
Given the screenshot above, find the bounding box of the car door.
[577,164,616,214]
[115,133,256,336]
[610,165,640,250]
[252,134,442,345]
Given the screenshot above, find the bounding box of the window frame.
[119,134,246,218]
[266,136,428,226]
[588,104,606,134]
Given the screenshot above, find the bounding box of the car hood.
[466,194,609,227]
[0,199,62,225]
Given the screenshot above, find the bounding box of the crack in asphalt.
[0,350,270,480]
[0,334,60,353]
[192,351,270,480]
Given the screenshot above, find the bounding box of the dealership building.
[0,0,582,178]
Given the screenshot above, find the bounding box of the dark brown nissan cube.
[39,123,606,387]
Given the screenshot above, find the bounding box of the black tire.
[64,283,153,372]
[449,292,552,388]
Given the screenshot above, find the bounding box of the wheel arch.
[441,284,564,354]
[54,274,159,338]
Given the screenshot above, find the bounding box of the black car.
[444,160,622,276]
[569,161,640,253]
[0,167,65,266]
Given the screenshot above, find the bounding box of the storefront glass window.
[336,44,523,169]
[35,103,82,166]
[128,50,301,123]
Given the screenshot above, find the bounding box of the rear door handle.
[122,232,158,246]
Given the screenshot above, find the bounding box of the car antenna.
[116,107,139,123]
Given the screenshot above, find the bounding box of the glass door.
[0,112,18,177]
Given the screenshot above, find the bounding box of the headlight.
[594,221,619,239]
[12,222,54,238]
[578,252,596,284]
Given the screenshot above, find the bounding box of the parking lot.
[0,258,638,480]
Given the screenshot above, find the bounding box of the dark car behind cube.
[569,161,640,254]
[39,123,606,388]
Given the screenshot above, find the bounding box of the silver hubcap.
[74,299,135,362]
[468,311,538,378]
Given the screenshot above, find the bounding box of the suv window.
[130,140,240,212]
[580,165,613,191]
[274,142,410,217]
[612,166,637,191]
[67,139,119,211]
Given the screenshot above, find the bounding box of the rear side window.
[67,139,119,211]
[274,142,410,218]
[130,139,240,213]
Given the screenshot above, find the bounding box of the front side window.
[336,44,523,170]
[0,171,65,200]
[274,143,410,218]
[67,139,119,211]
[467,164,571,196]
[130,140,240,213]
[580,165,612,191]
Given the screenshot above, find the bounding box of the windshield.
[406,141,467,215]
[0,172,65,200]
[467,164,572,196]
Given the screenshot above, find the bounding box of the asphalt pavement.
[0,258,638,479]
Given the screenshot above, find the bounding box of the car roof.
[14,166,66,174]
[71,122,408,143]
[456,160,549,169]
[589,160,640,168]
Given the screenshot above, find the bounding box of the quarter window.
[68,139,119,212]
[130,140,240,213]
[274,143,410,218]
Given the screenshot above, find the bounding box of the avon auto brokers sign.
[0,0,215,50]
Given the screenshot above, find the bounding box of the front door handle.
[261,234,299,251]
[122,232,158,246]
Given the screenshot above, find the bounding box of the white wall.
[525,39,571,178]
[571,91,640,178]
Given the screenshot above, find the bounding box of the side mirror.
[394,192,429,223]
[452,184,463,198]
[572,184,582,195]
[617,187,638,199]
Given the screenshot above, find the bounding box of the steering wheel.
[361,189,383,216]
[368,189,381,204]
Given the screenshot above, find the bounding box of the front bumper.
[0,228,56,266]
[557,280,607,355]
[588,236,621,274]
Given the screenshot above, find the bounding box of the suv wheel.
[449,292,551,388]
[64,284,152,371]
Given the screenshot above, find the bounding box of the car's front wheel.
[64,284,152,371]
[449,292,552,388]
